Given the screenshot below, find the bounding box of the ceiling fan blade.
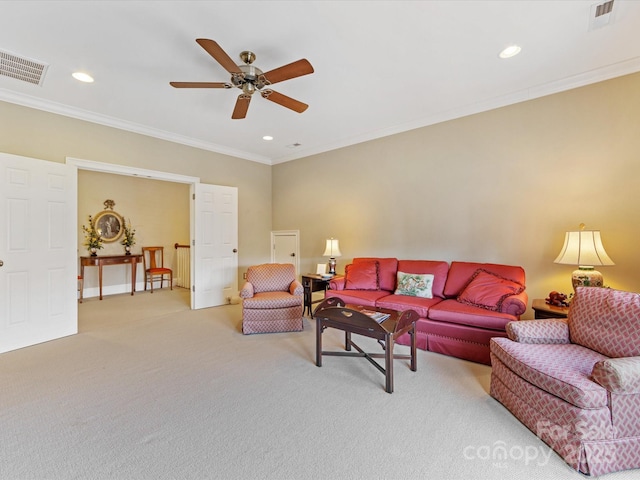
[170,82,231,88]
[232,94,251,119]
[196,39,242,75]
[261,89,308,113]
[262,59,314,85]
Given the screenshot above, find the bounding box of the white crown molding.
[0,88,272,165]
[271,56,640,164]
[4,55,640,167]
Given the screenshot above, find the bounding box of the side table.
[532,298,569,319]
[301,274,332,317]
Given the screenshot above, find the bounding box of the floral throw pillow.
[394,272,434,298]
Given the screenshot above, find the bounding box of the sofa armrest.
[290,280,303,296]
[239,281,254,299]
[592,357,640,394]
[506,319,570,344]
[500,291,528,317]
[328,275,346,291]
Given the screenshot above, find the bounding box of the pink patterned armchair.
[240,263,304,334]
[490,287,640,476]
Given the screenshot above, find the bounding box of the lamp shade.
[322,238,342,257]
[553,230,614,266]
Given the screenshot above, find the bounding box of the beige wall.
[0,101,273,285]
[2,72,639,313]
[272,72,640,318]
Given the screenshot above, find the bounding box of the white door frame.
[67,158,199,185]
[66,157,200,303]
[271,230,300,276]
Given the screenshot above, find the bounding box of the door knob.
[0,260,3,267]
[232,248,238,253]
[290,253,295,257]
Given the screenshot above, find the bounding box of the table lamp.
[323,238,342,275]
[553,223,614,292]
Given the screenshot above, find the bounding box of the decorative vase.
[125,245,131,255]
[90,247,97,257]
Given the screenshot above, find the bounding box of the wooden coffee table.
[313,297,418,393]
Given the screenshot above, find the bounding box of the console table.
[80,254,143,301]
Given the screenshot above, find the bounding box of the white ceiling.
[1,1,639,165]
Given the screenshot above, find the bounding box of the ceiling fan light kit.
[170,39,314,119]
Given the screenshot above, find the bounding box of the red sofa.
[325,257,527,365]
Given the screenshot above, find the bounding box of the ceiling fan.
[170,39,314,119]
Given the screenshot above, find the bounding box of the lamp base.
[327,258,337,275]
[571,266,603,292]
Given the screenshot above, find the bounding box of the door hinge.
[192,239,195,246]
[192,285,195,292]
[192,193,195,200]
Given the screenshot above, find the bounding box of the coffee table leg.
[316,317,323,367]
[410,323,417,371]
[385,333,393,393]
[345,331,352,351]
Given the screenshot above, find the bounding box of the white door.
[271,230,299,275]
[192,183,238,309]
[0,152,77,354]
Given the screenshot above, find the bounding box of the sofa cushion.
[243,291,303,309]
[324,290,389,308]
[428,299,514,330]
[443,261,526,298]
[375,294,442,319]
[397,260,449,298]
[491,337,609,409]
[569,287,640,358]
[246,263,296,294]
[354,257,398,291]
[457,269,525,312]
[344,260,379,290]
[394,272,434,298]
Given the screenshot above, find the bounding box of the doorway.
[68,157,238,310]
[271,230,300,276]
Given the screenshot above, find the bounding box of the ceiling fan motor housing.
[234,64,267,95]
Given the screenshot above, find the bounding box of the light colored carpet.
[1,289,638,480]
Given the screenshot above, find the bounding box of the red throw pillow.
[344,261,380,291]
[457,269,525,311]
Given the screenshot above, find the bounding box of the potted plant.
[121,218,136,255]
[82,215,103,256]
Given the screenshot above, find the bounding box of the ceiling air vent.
[595,0,614,17]
[0,49,49,86]
[589,0,615,30]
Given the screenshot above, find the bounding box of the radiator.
[174,243,191,289]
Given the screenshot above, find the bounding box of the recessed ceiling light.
[499,45,521,59]
[72,72,94,83]
[262,135,274,141]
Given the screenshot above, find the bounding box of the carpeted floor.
[1,289,638,480]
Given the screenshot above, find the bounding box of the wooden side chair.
[142,246,173,293]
